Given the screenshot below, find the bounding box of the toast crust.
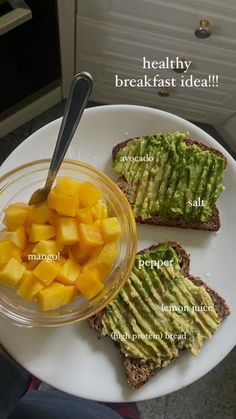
[113,136,227,231]
[88,242,230,389]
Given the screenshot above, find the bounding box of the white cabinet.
[75,0,236,125]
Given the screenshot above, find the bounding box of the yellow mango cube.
[47,210,57,226]
[8,202,28,210]
[47,188,57,210]
[101,203,108,220]
[17,271,44,301]
[97,242,118,266]
[57,259,80,285]
[33,259,61,285]
[12,227,27,249]
[100,217,121,242]
[77,207,93,225]
[32,240,60,256]
[0,227,26,250]
[57,256,66,266]
[55,177,81,195]
[82,257,110,280]
[29,224,56,242]
[17,269,31,287]
[76,269,103,299]
[9,227,27,249]
[27,260,40,270]
[71,243,92,262]
[90,245,104,258]
[92,200,108,221]
[3,204,28,230]
[21,244,34,262]
[56,217,79,245]
[55,193,79,217]
[62,285,78,305]
[79,224,104,248]
[0,258,25,287]
[0,240,21,264]
[29,202,53,224]
[79,182,102,207]
[37,282,75,311]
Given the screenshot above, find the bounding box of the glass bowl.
[0,159,137,327]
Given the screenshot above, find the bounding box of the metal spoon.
[28,72,93,205]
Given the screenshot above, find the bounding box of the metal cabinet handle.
[195,19,211,39]
[158,88,170,97]
[173,57,189,73]
[0,0,32,36]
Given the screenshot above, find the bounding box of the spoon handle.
[45,72,93,189]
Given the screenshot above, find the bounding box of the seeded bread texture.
[112,137,227,231]
[88,242,230,389]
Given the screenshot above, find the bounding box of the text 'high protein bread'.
[88,242,230,389]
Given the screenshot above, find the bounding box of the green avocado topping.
[113,132,225,222]
[101,245,219,366]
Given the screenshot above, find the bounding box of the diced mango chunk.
[55,177,81,195]
[62,285,78,305]
[57,256,66,266]
[17,271,44,301]
[0,175,122,310]
[47,189,57,210]
[56,217,79,245]
[100,217,121,242]
[57,259,80,285]
[29,202,53,224]
[8,202,28,210]
[92,200,108,222]
[26,260,40,270]
[21,244,34,262]
[11,227,27,249]
[77,207,93,224]
[55,193,79,217]
[76,269,103,299]
[33,260,61,285]
[3,204,28,231]
[32,240,60,256]
[79,224,104,248]
[0,241,21,264]
[97,242,118,266]
[0,227,26,249]
[0,258,25,287]
[37,282,76,311]
[82,257,110,280]
[29,224,55,242]
[79,182,102,207]
[17,268,29,286]
[70,243,92,262]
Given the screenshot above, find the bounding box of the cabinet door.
[76,0,236,124]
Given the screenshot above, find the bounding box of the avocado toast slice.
[112,133,227,231]
[88,242,230,389]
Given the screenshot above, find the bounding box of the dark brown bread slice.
[113,137,227,231]
[88,242,230,389]
[117,176,221,231]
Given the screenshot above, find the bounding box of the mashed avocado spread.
[113,132,225,222]
[102,245,219,366]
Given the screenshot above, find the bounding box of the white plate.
[0,105,235,402]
